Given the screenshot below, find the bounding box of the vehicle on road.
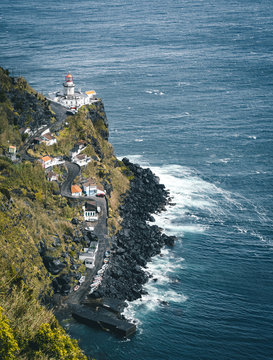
[79,276,86,284]
[85,226,94,231]
[66,109,77,115]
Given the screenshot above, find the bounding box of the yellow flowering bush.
[0,307,19,360]
[32,323,87,360]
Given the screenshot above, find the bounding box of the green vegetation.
[0,66,56,153]
[0,157,87,359]
[0,307,19,360]
[30,102,133,234]
[0,67,135,358]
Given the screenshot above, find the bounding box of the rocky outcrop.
[87,100,109,140]
[0,70,55,131]
[90,158,176,302]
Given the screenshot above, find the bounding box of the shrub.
[0,307,20,360]
[31,323,87,360]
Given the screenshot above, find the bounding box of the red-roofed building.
[39,156,52,169]
[8,145,16,154]
[71,184,82,197]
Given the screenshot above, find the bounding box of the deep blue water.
[1,1,273,359]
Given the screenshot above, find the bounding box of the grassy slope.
[0,68,132,359]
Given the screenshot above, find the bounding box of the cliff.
[0,67,175,357]
[0,67,132,359]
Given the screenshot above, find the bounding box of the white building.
[39,156,52,169]
[73,153,91,167]
[83,178,97,196]
[8,145,16,154]
[71,184,82,197]
[41,133,57,146]
[47,171,57,182]
[47,73,97,110]
[79,242,98,269]
[82,201,100,221]
[69,141,87,159]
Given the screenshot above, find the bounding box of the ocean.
[1,0,273,359]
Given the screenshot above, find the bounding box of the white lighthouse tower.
[47,72,97,111]
[63,73,75,97]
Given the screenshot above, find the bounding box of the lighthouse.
[47,72,97,111]
[63,72,75,97]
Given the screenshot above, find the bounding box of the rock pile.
[90,158,176,301]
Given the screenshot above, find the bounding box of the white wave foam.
[122,246,186,324]
[120,156,273,325]
[145,89,165,96]
[134,139,143,142]
[177,81,191,86]
[219,158,231,163]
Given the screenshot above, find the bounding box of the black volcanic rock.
[42,256,66,275]
[89,158,176,302]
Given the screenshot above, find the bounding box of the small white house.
[41,133,57,146]
[79,242,98,269]
[83,178,97,196]
[51,157,65,166]
[71,184,82,197]
[83,201,99,221]
[73,154,91,167]
[8,145,16,154]
[69,145,81,159]
[39,156,52,169]
[70,141,87,160]
[47,171,57,182]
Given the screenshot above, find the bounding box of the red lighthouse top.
[65,73,73,82]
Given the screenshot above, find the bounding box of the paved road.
[60,159,110,306]
[49,102,69,132]
[65,192,109,306]
[60,162,81,197]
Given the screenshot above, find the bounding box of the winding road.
[60,160,110,306]
[60,162,81,197]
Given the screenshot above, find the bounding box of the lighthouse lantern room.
[63,72,75,97]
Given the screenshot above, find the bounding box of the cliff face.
[0,67,131,359]
[0,67,56,150]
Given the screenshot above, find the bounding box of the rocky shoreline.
[90,157,176,304]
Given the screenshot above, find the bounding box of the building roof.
[75,154,86,160]
[97,184,105,192]
[9,145,16,149]
[83,178,96,187]
[71,185,82,194]
[43,133,55,140]
[41,156,51,162]
[85,200,97,211]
